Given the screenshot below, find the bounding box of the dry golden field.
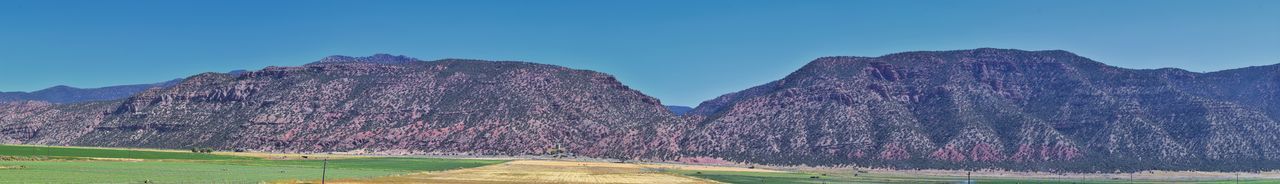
[308,160,775,184]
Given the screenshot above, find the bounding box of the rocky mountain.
[682,48,1280,171]
[310,54,420,65]
[0,80,182,104]
[4,50,1279,172]
[0,55,685,159]
[665,105,693,116]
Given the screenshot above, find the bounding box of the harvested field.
[316,160,748,184]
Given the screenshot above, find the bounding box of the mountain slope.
[683,48,1280,171]
[5,50,1280,172]
[0,55,686,159]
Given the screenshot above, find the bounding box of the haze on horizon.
[0,0,1276,106]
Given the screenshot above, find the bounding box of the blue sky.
[1,0,1276,106]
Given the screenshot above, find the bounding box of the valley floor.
[302,160,1280,184]
[0,144,503,183]
[3,144,1280,183]
[309,160,723,184]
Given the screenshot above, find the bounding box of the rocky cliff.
[682,48,1280,171]
[1,55,685,159]
[4,50,1280,172]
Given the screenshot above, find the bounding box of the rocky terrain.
[683,48,1280,171]
[0,54,686,159]
[2,49,1279,172]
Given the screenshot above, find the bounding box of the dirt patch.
[0,155,47,161]
[676,156,735,165]
[0,165,25,169]
[86,157,145,162]
[212,152,365,160]
[297,160,728,184]
[636,162,782,173]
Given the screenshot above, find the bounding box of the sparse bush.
[191,148,214,153]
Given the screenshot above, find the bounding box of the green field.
[0,144,504,183]
[5,144,1279,184]
[0,144,248,160]
[671,170,1280,184]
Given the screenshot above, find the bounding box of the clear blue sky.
[1,0,1276,106]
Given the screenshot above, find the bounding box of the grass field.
[0,144,505,183]
[0,144,248,160]
[5,144,1280,184]
[310,159,1280,184]
[670,169,1280,184]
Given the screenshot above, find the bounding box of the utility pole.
[967,171,971,184]
[322,158,329,184]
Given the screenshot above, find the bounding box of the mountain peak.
[3,81,180,104]
[801,48,1095,72]
[39,85,80,92]
[875,48,1079,58]
[312,54,420,65]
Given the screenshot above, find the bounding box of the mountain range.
[0,79,181,104]
[0,69,249,104]
[665,106,694,116]
[682,48,1280,171]
[2,49,1278,172]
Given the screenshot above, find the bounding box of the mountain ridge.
[3,50,1279,172]
[682,48,1280,171]
[0,79,182,104]
[310,54,422,65]
[2,57,686,160]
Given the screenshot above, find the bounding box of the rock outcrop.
[682,48,1280,171]
[4,50,1280,172]
[1,56,685,159]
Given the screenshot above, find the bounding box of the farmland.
[316,160,720,184]
[0,144,248,160]
[669,169,1280,184]
[310,159,1280,184]
[4,144,1280,183]
[0,144,504,183]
